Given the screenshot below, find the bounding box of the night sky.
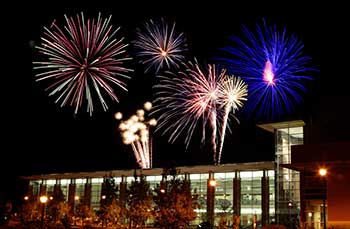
[2,1,350,197]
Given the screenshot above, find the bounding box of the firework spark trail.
[153,62,225,164]
[33,12,133,115]
[133,18,187,73]
[216,19,316,120]
[130,142,143,167]
[216,75,248,164]
[116,103,156,169]
[200,64,223,164]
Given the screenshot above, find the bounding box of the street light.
[318,168,327,229]
[40,196,48,203]
[73,195,80,225]
[319,168,327,177]
[100,195,107,229]
[40,195,48,229]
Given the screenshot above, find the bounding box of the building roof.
[282,141,350,172]
[21,161,274,180]
[257,120,305,133]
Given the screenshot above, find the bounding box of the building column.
[39,180,47,196]
[119,175,127,224]
[38,181,47,220]
[119,175,127,204]
[53,179,61,197]
[68,179,76,213]
[84,178,92,208]
[262,170,270,226]
[207,171,216,226]
[233,171,241,217]
[184,173,190,192]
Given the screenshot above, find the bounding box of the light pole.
[101,195,106,228]
[73,195,79,225]
[318,168,327,229]
[288,201,292,229]
[40,195,48,229]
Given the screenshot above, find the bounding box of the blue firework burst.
[216,19,317,121]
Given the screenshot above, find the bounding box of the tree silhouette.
[47,186,65,223]
[127,172,153,228]
[153,167,198,228]
[97,174,125,227]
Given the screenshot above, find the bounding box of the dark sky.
[2,1,350,185]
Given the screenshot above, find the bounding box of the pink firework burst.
[133,18,187,73]
[33,12,133,115]
[152,61,225,164]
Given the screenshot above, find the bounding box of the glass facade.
[91,178,103,210]
[29,180,41,197]
[275,125,303,226]
[60,179,70,201]
[268,170,276,219]
[240,171,262,225]
[190,173,208,224]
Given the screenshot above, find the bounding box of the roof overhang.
[281,160,350,172]
[21,161,275,180]
[257,120,305,133]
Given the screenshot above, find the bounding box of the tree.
[75,203,95,226]
[20,198,39,225]
[46,186,66,223]
[97,174,125,227]
[102,199,123,226]
[56,202,70,228]
[217,198,233,228]
[101,174,119,206]
[232,215,240,229]
[127,172,153,228]
[153,167,198,228]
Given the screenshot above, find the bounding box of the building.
[24,162,274,226]
[22,120,305,227]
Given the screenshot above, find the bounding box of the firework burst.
[217,19,316,121]
[133,18,187,73]
[216,75,248,164]
[152,61,225,164]
[33,12,133,115]
[116,102,157,169]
